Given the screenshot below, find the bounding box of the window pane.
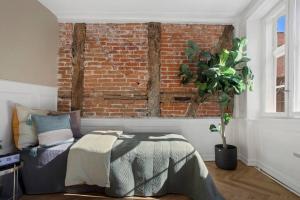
[276,55,285,86]
[277,15,286,47]
[276,55,285,112]
[276,87,285,112]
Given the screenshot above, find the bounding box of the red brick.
[58,23,228,117]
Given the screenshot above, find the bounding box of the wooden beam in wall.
[147,22,161,117]
[71,23,86,112]
[213,25,234,53]
[184,25,234,117]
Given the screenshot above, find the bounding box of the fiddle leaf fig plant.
[179,37,254,149]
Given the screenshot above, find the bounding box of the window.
[264,0,300,117]
[264,3,288,115]
[274,16,286,112]
[292,0,300,113]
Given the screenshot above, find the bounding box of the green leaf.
[233,37,247,52]
[223,113,232,125]
[239,37,247,50]
[196,82,207,91]
[179,64,193,84]
[187,40,199,51]
[249,81,254,91]
[242,66,250,78]
[201,51,212,60]
[203,68,220,77]
[229,51,238,62]
[209,124,220,133]
[197,61,209,69]
[240,57,251,63]
[207,81,218,91]
[219,93,230,107]
[219,49,229,66]
[239,80,246,92]
[233,38,240,51]
[229,76,241,84]
[221,67,236,76]
[233,85,240,93]
[185,40,199,62]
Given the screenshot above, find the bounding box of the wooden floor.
[21,162,300,200]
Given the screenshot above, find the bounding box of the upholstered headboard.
[0,79,57,154]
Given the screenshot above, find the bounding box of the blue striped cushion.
[32,114,74,147]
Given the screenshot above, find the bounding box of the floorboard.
[21,162,300,200]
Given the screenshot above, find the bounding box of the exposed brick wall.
[58,23,73,112]
[58,23,231,118]
[83,24,149,117]
[160,24,226,117]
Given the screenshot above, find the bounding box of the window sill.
[261,112,300,119]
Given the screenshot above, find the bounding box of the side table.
[0,162,22,200]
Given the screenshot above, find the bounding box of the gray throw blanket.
[105,133,224,200]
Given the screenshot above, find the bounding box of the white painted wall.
[0,79,57,154]
[255,119,300,193]
[0,0,59,87]
[235,0,300,195]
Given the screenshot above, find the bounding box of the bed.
[20,132,224,200]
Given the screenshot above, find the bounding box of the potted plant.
[179,37,253,170]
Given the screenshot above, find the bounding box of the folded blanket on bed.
[105,133,224,200]
[65,130,123,187]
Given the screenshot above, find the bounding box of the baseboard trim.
[238,153,256,166]
[256,161,300,196]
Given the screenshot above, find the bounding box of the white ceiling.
[38,0,254,24]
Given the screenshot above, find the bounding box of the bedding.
[105,133,224,200]
[12,104,49,149]
[20,132,223,200]
[65,130,123,187]
[20,142,73,194]
[31,114,74,146]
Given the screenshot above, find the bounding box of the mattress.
[20,142,73,194]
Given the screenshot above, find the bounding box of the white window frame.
[262,0,300,118]
[262,1,289,117]
[289,0,300,117]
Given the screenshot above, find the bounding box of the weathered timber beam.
[160,92,218,103]
[103,95,148,100]
[213,25,234,53]
[185,94,200,117]
[83,91,147,99]
[147,22,161,117]
[185,25,234,117]
[71,23,86,113]
[160,92,194,103]
[160,92,218,117]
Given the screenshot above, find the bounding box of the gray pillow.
[32,114,74,147]
[48,110,82,138]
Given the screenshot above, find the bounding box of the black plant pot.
[215,144,237,170]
